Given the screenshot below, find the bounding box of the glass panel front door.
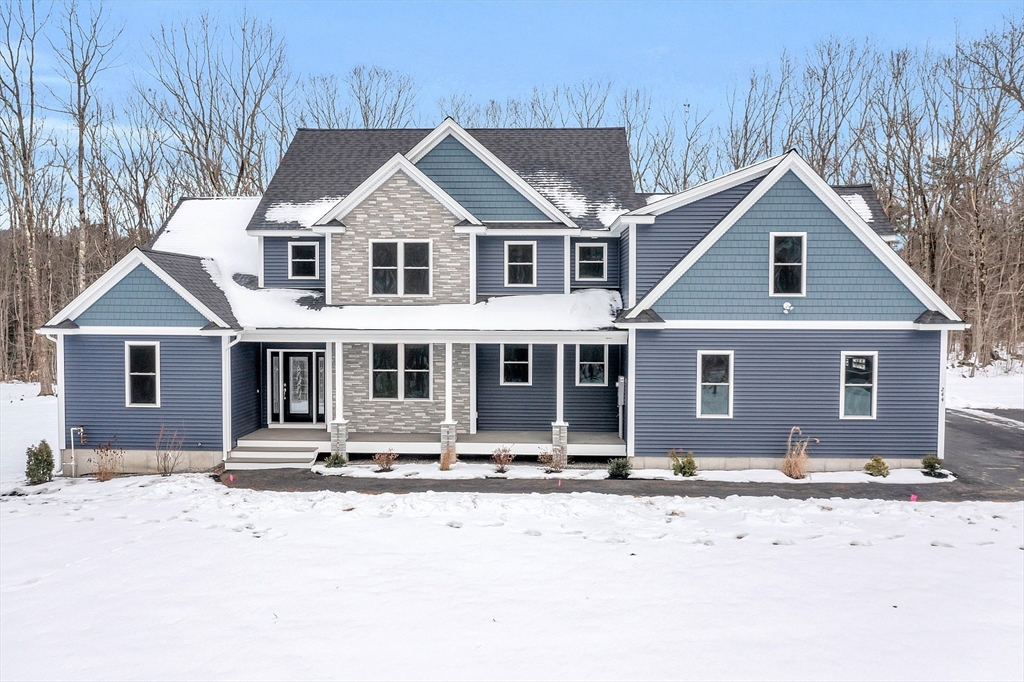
[283,352,313,422]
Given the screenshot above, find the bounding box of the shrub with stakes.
[668,449,697,477]
[607,457,632,479]
[372,449,398,472]
[492,446,515,473]
[864,455,890,477]
[538,445,567,473]
[25,440,54,485]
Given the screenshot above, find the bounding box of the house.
[39,119,965,474]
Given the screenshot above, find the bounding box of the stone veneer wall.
[339,343,471,434]
[330,170,470,305]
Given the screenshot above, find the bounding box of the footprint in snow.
[931,541,954,548]
[849,539,873,546]
[446,521,463,528]
[735,533,748,540]
[772,539,795,546]
[605,537,626,544]
[563,530,583,535]
[524,529,542,536]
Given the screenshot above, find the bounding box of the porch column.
[552,343,568,453]
[440,342,457,452]
[330,341,349,463]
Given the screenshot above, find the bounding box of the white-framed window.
[288,241,320,279]
[769,232,806,296]
[370,343,432,400]
[504,241,536,287]
[369,240,432,296]
[576,344,608,386]
[125,341,160,407]
[840,351,877,419]
[500,343,532,385]
[697,350,733,418]
[575,242,607,281]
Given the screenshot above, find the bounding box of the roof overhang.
[239,327,628,344]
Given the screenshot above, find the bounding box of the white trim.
[454,226,581,236]
[247,229,321,237]
[335,342,344,422]
[575,343,609,387]
[626,155,783,217]
[444,341,453,423]
[628,226,637,307]
[626,328,636,457]
[840,350,878,420]
[499,343,533,386]
[627,152,961,322]
[325,341,334,424]
[221,335,231,458]
[42,326,237,336]
[125,341,161,408]
[288,241,320,280]
[324,233,332,305]
[696,350,733,419]
[469,232,477,303]
[315,153,481,227]
[257,236,265,288]
[56,334,66,450]
[938,330,947,459]
[469,342,477,434]
[575,242,608,282]
[503,241,537,288]
[368,239,434,298]
[613,319,967,331]
[556,342,565,423]
[563,235,571,293]
[45,249,230,329]
[405,119,577,227]
[368,342,434,401]
[768,232,807,297]
[244,329,629,344]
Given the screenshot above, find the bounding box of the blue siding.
[476,344,556,430]
[563,345,621,432]
[416,135,548,221]
[652,172,927,320]
[619,227,630,304]
[636,177,762,300]
[75,265,209,327]
[231,343,260,446]
[263,236,326,290]
[64,335,223,451]
[634,329,940,459]
[569,238,620,290]
[477,236,564,296]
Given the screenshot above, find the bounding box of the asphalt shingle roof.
[246,127,641,233]
[142,249,240,328]
[831,184,897,238]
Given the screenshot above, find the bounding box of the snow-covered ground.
[946,362,1023,411]
[0,383,58,488]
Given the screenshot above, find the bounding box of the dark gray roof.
[615,308,665,324]
[914,310,956,325]
[831,184,896,238]
[247,127,641,233]
[142,249,240,328]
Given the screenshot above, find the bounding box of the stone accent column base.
[551,421,568,453]
[330,420,350,464]
[440,421,458,452]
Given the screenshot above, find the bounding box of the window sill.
[696,414,733,419]
[840,415,876,421]
[126,403,161,408]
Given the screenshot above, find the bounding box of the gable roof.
[141,249,239,328]
[246,124,640,233]
[831,184,897,240]
[624,151,961,322]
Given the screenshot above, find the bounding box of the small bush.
[668,449,698,477]
[439,446,458,472]
[538,445,567,473]
[372,449,398,472]
[324,451,347,468]
[88,441,124,482]
[864,455,890,478]
[782,426,818,479]
[921,454,946,478]
[607,457,632,479]
[25,440,54,485]
[154,426,185,476]
[492,446,515,473]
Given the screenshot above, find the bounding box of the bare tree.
[345,65,418,128]
[565,78,612,127]
[437,92,481,127]
[299,74,353,128]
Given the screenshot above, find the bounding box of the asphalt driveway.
[222,410,1024,502]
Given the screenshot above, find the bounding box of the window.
[288,242,319,279]
[577,344,608,386]
[370,241,431,296]
[125,342,159,407]
[504,241,536,287]
[575,243,607,281]
[697,351,732,418]
[770,233,806,296]
[841,352,877,419]
[501,344,531,385]
[371,343,431,400]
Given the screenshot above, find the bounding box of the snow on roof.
[839,193,874,223]
[152,198,621,331]
[264,197,342,227]
[522,169,625,228]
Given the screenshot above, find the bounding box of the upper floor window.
[501,344,532,385]
[575,243,607,281]
[504,241,536,287]
[840,351,877,419]
[371,240,431,296]
[288,242,319,279]
[770,233,805,296]
[577,344,607,386]
[125,342,160,407]
[697,351,732,418]
[371,343,431,400]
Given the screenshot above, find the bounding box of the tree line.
[1,1,1021,390]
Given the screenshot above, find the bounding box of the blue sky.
[101,1,1021,119]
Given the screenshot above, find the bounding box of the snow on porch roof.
[150,197,622,331]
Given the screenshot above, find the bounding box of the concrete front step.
[225,446,320,470]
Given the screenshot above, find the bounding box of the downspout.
[222,333,243,463]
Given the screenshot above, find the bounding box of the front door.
[283,352,313,422]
